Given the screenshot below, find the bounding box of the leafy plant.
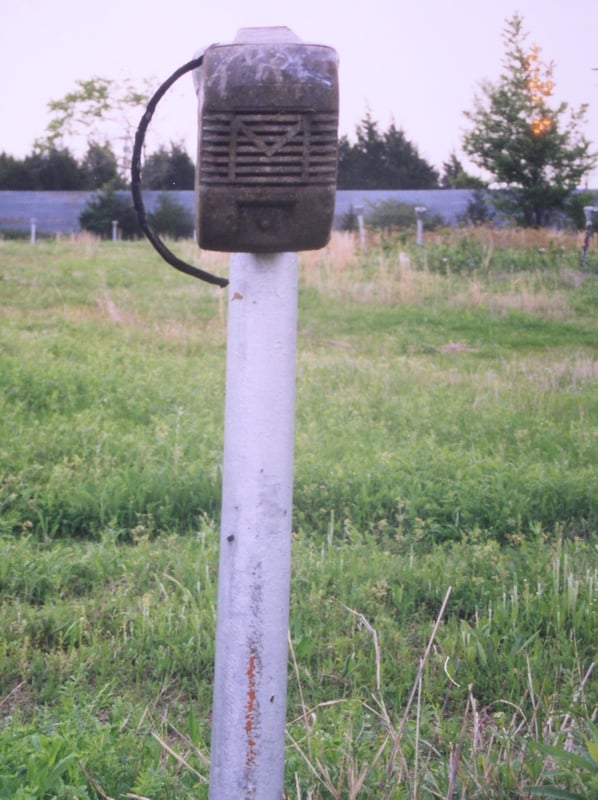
[531,720,598,799]
[0,731,88,800]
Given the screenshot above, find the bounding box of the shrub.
[148,193,194,239]
[79,189,142,239]
[564,190,598,231]
[459,188,496,226]
[367,199,443,231]
[340,205,359,232]
[0,228,48,241]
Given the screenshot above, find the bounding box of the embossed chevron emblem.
[200,111,338,185]
[233,116,304,157]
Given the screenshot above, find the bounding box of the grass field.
[1,228,597,798]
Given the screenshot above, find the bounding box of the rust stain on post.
[243,639,260,795]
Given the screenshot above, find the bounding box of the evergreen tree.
[141,143,195,190]
[148,193,194,238]
[337,112,439,189]
[81,141,123,189]
[79,188,142,239]
[462,13,596,226]
[0,152,34,189]
[440,152,486,189]
[24,148,85,190]
[383,123,439,188]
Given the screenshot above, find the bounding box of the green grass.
[1,231,597,798]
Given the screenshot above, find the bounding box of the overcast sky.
[2,0,597,184]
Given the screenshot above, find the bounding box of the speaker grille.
[200,112,338,185]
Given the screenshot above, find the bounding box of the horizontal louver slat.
[200,112,337,185]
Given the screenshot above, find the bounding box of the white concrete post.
[30,218,36,245]
[208,251,298,800]
[355,205,365,249]
[581,205,598,267]
[111,220,118,241]
[415,206,426,246]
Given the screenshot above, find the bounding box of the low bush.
[148,192,194,239]
[79,188,142,239]
[367,199,444,231]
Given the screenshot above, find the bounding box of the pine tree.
[463,13,596,226]
[337,112,438,189]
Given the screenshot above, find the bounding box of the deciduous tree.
[39,77,150,180]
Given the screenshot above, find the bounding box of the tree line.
[0,13,595,228]
[0,142,195,192]
[0,124,468,192]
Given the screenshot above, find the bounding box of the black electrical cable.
[131,55,229,288]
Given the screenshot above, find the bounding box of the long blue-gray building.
[0,189,478,235]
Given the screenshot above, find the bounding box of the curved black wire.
[131,55,229,288]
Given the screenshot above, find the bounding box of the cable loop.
[131,55,229,288]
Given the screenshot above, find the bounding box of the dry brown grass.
[13,226,586,324]
[297,228,587,319]
[180,240,229,278]
[507,355,598,392]
[423,225,582,251]
[299,233,445,306]
[457,276,572,319]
